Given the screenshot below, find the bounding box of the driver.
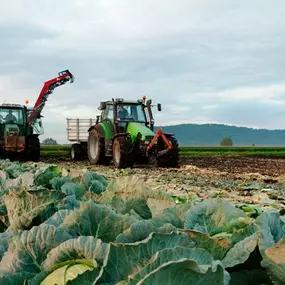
[4,110,17,122]
[117,105,128,119]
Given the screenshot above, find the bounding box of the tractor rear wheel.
[157,136,179,168]
[71,144,82,161]
[112,136,133,168]
[25,136,40,162]
[87,129,109,165]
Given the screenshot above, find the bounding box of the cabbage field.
[0,159,284,285]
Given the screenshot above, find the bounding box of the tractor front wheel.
[87,129,109,165]
[25,136,40,162]
[157,136,179,168]
[112,136,132,168]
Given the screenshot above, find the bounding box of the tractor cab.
[0,104,25,139]
[97,97,160,134]
[0,104,44,157]
[0,104,44,136]
[0,104,26,154]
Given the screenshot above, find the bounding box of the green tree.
[42,138,58,145]
[220,137,233,146]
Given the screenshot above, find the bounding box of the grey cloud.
[0,22,58,75]
[1,0,285,142]
[203,100,285,129]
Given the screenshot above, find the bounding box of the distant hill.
[156,123,285,146]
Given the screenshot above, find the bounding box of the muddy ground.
[43,156,285,211]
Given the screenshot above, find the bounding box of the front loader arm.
[27,70,74,127]
[146,128,173,152]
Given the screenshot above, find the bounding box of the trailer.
[66,118,97,160]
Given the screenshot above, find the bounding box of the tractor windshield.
[117,104,147,123]
[0,108,24,125]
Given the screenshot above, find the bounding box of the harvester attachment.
[147,127,173,157]
[146,127,179,167]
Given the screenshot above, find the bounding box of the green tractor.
[86,97,179,168]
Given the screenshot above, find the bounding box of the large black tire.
[87,129,109,165]
[25,136,40,162]
[70,144,82,161]
[157,136,179,168]
[136,155,149,165]
[112,136,133,168]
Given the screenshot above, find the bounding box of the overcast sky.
[1,0,285,143]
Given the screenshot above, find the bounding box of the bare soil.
[180,156,285,177]
[43,156,285,211]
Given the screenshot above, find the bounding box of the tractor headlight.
[144,140,149,145]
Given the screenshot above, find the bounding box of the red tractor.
[0,70,74,161]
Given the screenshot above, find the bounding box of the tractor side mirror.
[99,102,106,110]
[157,103,162,111]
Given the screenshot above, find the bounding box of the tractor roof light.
[115,98,124,102]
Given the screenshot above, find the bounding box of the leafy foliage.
[0,160,283,285]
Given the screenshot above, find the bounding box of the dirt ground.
[180,156,285,177]
[44,156,285,211]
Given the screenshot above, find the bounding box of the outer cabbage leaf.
[128,248,226,285]
[42,236,110,271]
[88,180,106,195]
[3,189,66,232]
[43,209,72,227]
[4,162,35,179]
[102,176,175,216]
[66,268,103,285]
[101,232,193,283]
[131,261,226,285]
[83,171,107,194]
[180,229,231,260]
[0,170,6,185]
[59,200,137,242]
[256,211,285,255]
[184,199,251,236]
[181,223,258,265]
[41,259,97,285]
[222,233,259,268]
[0,224,71,274]
[50,176,73,190]
[0,232,14,261]
[150,207,183,228]
[0,272,34,285]
[61,195,81,210]
[116,221,177,243]
[0,204,8,232]
[261,236,285,285]
[25,271,51,285]
[110,196,152,219]
[61,183,86,199]
[34,166,62,188]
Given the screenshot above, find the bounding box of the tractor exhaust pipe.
[146,99,154,131]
